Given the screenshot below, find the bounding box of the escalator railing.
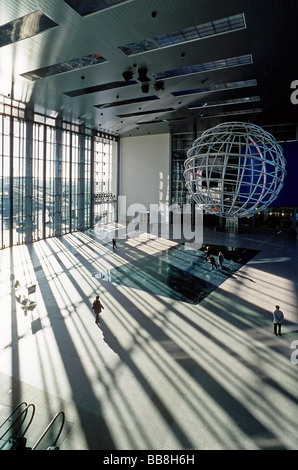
[31,412,65,450]
[0,404,65,450]
[0,403,35,450]
[0,402,28,438]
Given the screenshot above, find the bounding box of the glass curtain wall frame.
[171,133,195,207]
[83,135,92,230]
[0,102,118,250]
[0,115,11,249]
[61,129,92,233]
[12,117,27,246]
[94,136,116,226]
[32,122,45,241]
[61,129,71,234]
[43,126,93,236]
[0,112,97,249]
[71,132,79,231]
[45,125,57,238]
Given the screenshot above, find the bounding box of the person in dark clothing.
[218,251,224,269]
[209,256,217,270]
[112,238,117,249]
[204,246,211,261]
[272,305,284,336]
[92,295,104,325]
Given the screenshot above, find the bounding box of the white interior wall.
[119,133,170,222]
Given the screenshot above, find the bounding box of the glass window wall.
[94,136,116,226]
[0,103,118,250]
[171,133,194,206]
[61,129,71,234]
[32,123,45,241]
[12,118,27,245]
[0,115,11,248]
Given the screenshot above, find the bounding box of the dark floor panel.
[95,242,259,304]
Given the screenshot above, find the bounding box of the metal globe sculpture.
[184,122,286,218]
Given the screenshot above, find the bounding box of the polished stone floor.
[0,225,297,450]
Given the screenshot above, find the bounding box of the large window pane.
[0,115,10,248]
[84,135,92,229]
[61,130,71,233]
[13,118,26,246]
[71,134,79,231]
[45,127,56,238]
[32,123,45,241]
[94,136,116,226]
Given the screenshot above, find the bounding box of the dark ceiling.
[1,0,298,140]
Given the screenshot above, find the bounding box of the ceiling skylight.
[117,108,175,118]
[95,95,159,109]
[153,54,253,80]
[64,0,132,16]
[137,117,187,125]
[64,80,137,97]
[22,53,107,81]
[200,108,262,119]
[172,79,257,97]
[188,96,260,109]
[119,13,245,56]
[0,11,58,48]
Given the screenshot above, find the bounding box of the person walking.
[218,251,224,269]
[92,295,104,325]
[209,256,217,270]
[272,305,284,336]
[112,238,118,249]
[204,245,211,262]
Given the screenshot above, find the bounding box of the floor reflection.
[95,243,260,304]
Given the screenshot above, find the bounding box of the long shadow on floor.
[96,286,289,450]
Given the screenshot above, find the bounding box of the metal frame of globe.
[183,121,287,218]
